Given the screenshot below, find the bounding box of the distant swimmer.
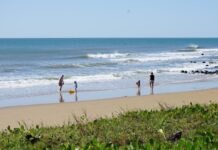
[74,81,78,93]
[149,72,155,94]
[58,75,64,92]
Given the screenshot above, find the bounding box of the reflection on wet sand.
[59,92,64,103]
[150,88,154,95]
[59,92,78,103]
[136,88,141,96]
[75,93,78,102]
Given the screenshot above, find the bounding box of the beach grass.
[1,103,218,149]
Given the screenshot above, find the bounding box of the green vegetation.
[1,103,218,149]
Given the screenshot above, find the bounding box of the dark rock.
[202,61,206,63]
[206,65,209,67]
[190,69,218,75]
[181,70,188,73]
[168,131,182,142]
[201,53,204,55]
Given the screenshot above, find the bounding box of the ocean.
[0,38,218,107]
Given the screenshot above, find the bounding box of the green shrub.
[0,103,218,149]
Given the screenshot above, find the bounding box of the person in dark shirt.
[58,75,64,92]
[149,72,155,93]
[74,81,78,101]
[74,81,78,93]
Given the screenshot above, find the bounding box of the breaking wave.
[87,52,129,59]
[44,62,117,69]
[0,74,122,89]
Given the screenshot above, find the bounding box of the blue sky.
[0,0,218,38]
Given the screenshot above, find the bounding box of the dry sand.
[0,88,218,130]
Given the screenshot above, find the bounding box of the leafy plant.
[0,103,218,149]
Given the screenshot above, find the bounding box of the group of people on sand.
[58,75,78,93]
[136,72,155,95]
[58,72,155,96]
[58,75,78,102]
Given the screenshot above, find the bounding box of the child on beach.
[136,80,141,96]
[136,80,141,89]
[58,75,64,92]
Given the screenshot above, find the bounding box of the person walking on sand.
[59,75,64,92]
[149,72,155,94]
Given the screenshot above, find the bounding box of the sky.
[0,0,218,38]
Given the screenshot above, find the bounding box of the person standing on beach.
[74,81,78,93]
[59,75,64,92]
[74,81,78,101]
[149,72,155,94]
[136,80,141,96]
[136,80,141,89]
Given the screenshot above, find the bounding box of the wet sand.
[0,88,217,130]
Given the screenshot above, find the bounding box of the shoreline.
[0,88,218,130]
[1,77,218,108]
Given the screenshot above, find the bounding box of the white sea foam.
[199,48,218,52]
[90,48,218,64]
[66,74,121,83]
[45,62,117,69]
[111,51,204,63]
[84,49,218,64]
[87,52,129,59]
[0,79,56,89]
[0,74,122,89]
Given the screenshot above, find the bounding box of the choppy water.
[0,38,218,106]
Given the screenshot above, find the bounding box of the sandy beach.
[0,88,217,130]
